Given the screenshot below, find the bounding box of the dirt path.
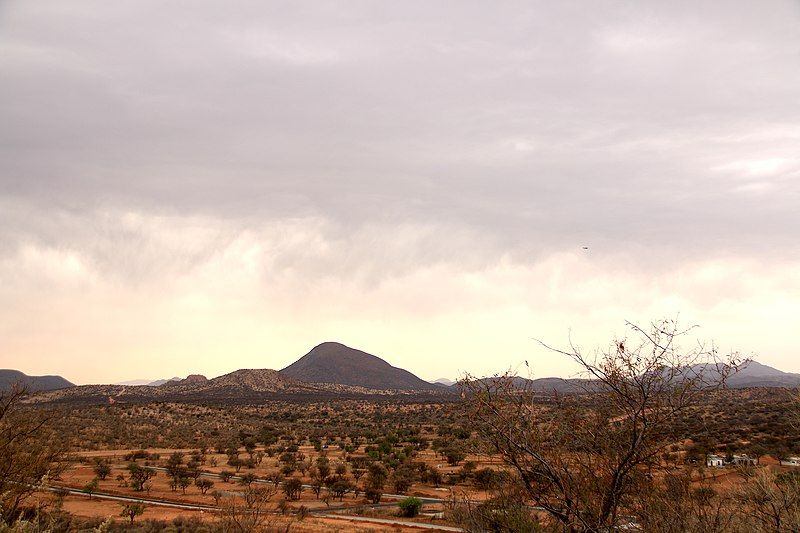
[45,486,218,511]
[317,513,464,531]
[45,485,465,532]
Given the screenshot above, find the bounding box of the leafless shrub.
[460,319,746,532]
[0,384,67,522]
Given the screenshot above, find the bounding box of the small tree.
[196,478,214,494]
[186,458,202,480]
[427,468,443,488]
[243,437,257,458]
[83,478,99,499]
[228,455,244,472]
[177,476,192,494]
[316,456,331,479]
[283,478,303,500]
[364,463,388,503]
[93,459,111,480]
[127,463,156,491]
[239,473,258,488]
[166,451,185,478]
[329,479,354,501]
[266,471,284,486]
[391,465,417,494]
[334,462,348,480]
[120,503,145,524]
[443,447,466,466]
[473,468,498,490]
[352,467,367,482]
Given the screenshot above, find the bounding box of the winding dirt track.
[43,485,466,532]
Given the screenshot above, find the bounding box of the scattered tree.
[127,463,156,492]
[92,459,111,480]
[461,319,745,533]
[283,478,303,500]
[196,478,214,494]
[120,503,145,524]
[82,477,99,499]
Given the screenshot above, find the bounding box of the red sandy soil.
[60,494,206,522]
[57,494,451,532]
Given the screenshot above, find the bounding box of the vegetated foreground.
[5,322,800,532]
[2,385,798,532]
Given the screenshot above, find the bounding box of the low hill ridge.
[0,369,74,392]
[206,369,290,391]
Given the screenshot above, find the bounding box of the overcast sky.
[1,1,799,384]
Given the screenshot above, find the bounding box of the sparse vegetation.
[7,323,800,532]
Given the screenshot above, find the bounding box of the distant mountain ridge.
[19,346,799,406]
[280,342,441,391]
[27,366,432,405]
[705,360,800,389]
[23,342,448,405]
[0,369,74,392]
[148,377,181,386]
[116,377,181,386]
[492,360,800,392]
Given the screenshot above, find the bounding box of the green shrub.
[398,497,423,517]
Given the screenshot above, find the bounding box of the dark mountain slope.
[280,342,439,391]
[0,369,74,392]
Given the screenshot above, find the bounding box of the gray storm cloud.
[2,1,798,247]
[1,1,799,382]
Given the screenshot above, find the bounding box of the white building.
[706,454,725,467]
[732,454,758,466]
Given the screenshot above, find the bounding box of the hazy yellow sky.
[1,1,799,384]
[2,209,798,384]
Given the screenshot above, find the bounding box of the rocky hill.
[24,342,449,404]
[280,342,441,391]
[24,365,440,405]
